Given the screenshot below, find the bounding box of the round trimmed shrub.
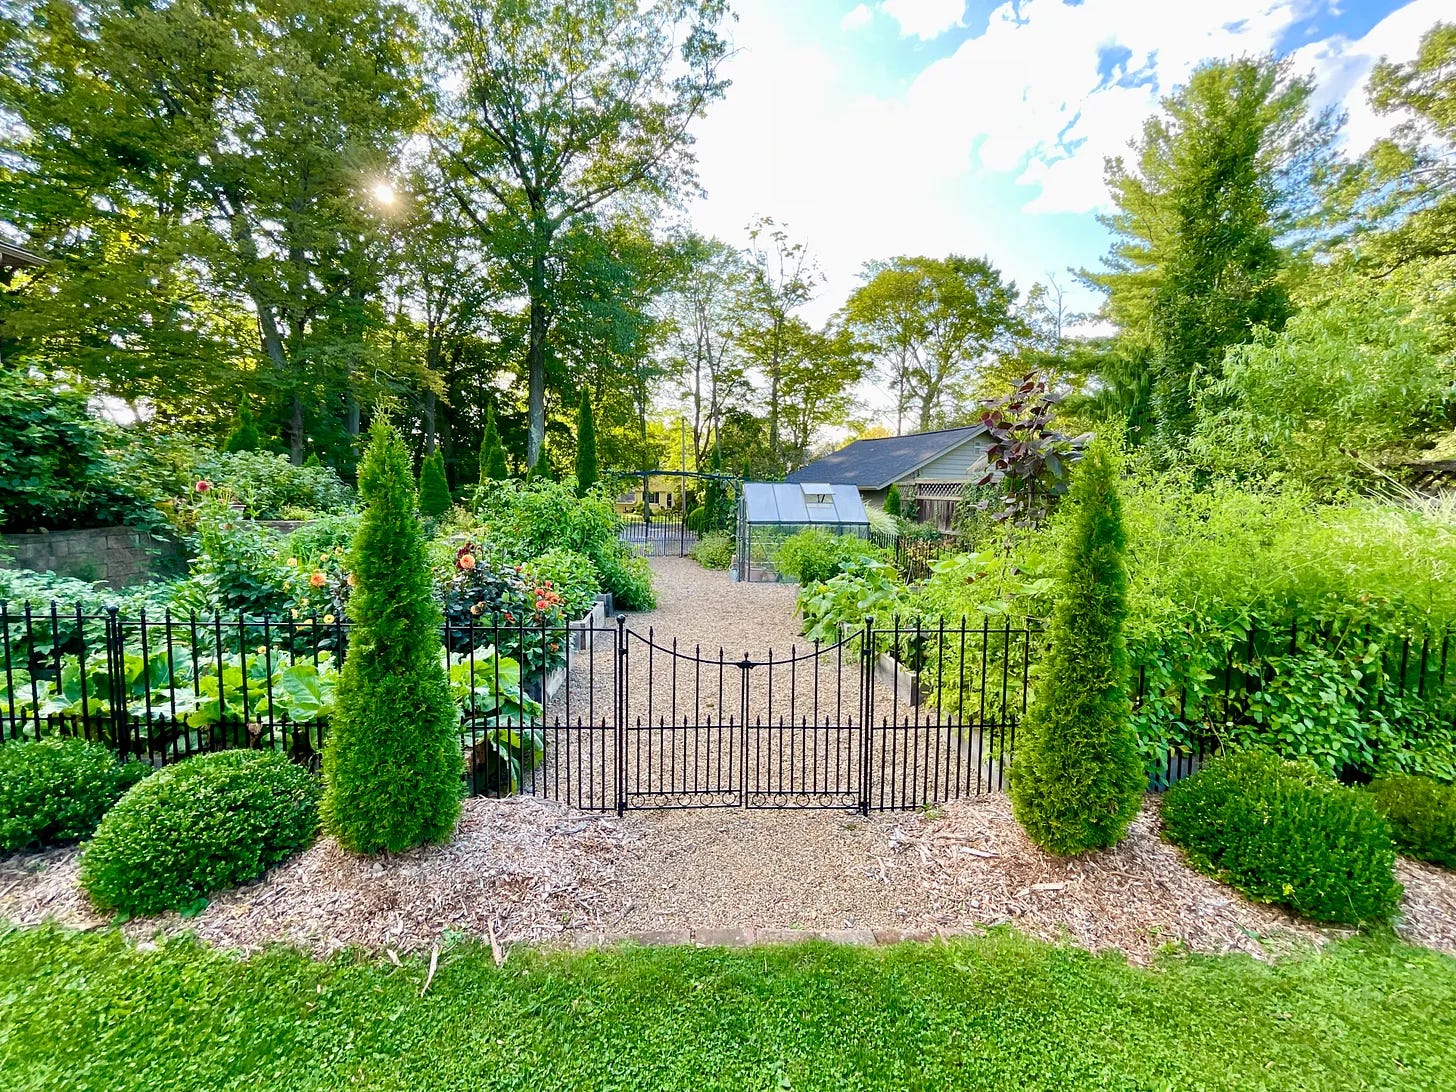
[690,531,733,570]
[1367,773,1456,870]
[0,738,148,852]
[79,750,320,915]
[1162,749,1402,924]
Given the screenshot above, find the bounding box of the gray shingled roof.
[0,240,45,270]
[785,425,988,490]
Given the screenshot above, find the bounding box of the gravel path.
[537,556,999,811]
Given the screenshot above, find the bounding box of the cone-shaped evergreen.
[1009,440,1143,856]
[418,450,452,517]
[528,446,553,481]
[321,421,461,854]
[884,483,903,518]
[575,393,598,497]
[479,407,509,482]
[223,405,260,453]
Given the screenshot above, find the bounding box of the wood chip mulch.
[2,793,1453,965]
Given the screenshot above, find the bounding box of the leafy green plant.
[197,451,354,518]
[690,531,733,570]
[1010,441,1143,856]
[594,545,656,611]
[1367,774,1456,869]
[1162,749,1402,924]
[79,750,320,916]
[478,406,509,482]
[449,645,544,794]
[797,558,913,649]
[523,549,600,620]
[182,501,293,617]
[0,738,148,852]
[775,530,886,585]
[320,421,462,854]
[0,372,162,534]
[438,544,568,673]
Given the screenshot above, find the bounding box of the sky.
[685,0,1449,342]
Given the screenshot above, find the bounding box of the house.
[785,425,992,531]
[613,473,692,514]
[0,240,45,285]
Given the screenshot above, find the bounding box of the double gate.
[530,616,1033,814]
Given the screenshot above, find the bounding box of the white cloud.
[880,0,965,41]
[1287,0,1450,154]
[688,0,1443,344]
[841,3,874,32]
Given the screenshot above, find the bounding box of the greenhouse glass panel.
[735,482,871,583]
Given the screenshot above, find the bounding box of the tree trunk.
[525,243,549,468]
[423,390,438,455]
[290,396,305,465]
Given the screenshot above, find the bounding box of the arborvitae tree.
[223,405,260,453]
[575,393,598,497]
[320,421,461,854]
[418,450,452,517]
[303,452,322,468]
[479,406,509,481]
[883,483,904,518]
[528,446,554,482]
[1010,440,1143,856]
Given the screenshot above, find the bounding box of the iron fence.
[605,469,739,558]
[2,601,1451,812]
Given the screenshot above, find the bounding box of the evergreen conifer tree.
[479,407,509,481]
[223,405,260,453]
[320,421,461,853]
[1009,440,1143,855]
[884,483,903,518]
[418,450,452,517]
[575,393,597,497]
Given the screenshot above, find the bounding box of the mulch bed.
[3,793,1453,965]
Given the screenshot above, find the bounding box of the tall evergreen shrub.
[320,421,461,853]
[223,405,260,453]
[1010,440,1144,855]
[418,450,452,517]
[884,483,903,518]
[479,407,509,482]
[575,393,598,497]
[529,447,554,482]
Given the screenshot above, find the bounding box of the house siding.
[899,436,991,486]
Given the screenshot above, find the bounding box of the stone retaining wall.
[0,527,186,588]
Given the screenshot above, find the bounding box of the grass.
[1,926,1455,1090]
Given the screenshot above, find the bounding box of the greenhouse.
[736,482,870,582]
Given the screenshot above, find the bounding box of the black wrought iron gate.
[528,616,1032,814]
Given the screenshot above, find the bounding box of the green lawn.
[1,926,1454,1091]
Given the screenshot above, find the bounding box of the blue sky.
[685,0,1447,348]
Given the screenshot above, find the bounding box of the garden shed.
[736,482,869,582]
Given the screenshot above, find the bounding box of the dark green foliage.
[222,405,260,453]
[418,450,452,517]
[0,738,148,852]
[5,928,1456,1092]
[198,451,354,518]
[0,372,160,533]
[1010,442,1143,855]
[594,546,656,610]
[1368,774,1456,870]
[775,530,885,585]
[883,483,903,518]
[528,447,554,482]
[690,531,733,570]
[479,407,509,482]
[320,421,462,853]
[685,505,706,532]
[1163,750,1402,924]
[575,393,598,497]
[78,750,319,915]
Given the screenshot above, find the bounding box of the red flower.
[194,480,212,494]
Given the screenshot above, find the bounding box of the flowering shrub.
[523,549,600,620]
[438,543,567,674]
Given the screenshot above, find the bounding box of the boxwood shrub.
[79,750,320,915]
[1367,774,1456,870]
[1161,749,1401,924]
[0,738,149,852]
